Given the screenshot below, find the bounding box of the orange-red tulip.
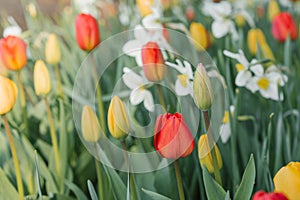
[75,13,100,51]
[154,112,195,159]
[0,36,27,71]
[141,42,166,82]
[271,12,297,42]
[252,191,288,200]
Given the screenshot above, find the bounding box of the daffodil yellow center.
[257,77,269,90]
[235,64,245,72]
[177,74,188,87]
[222,111,229,124]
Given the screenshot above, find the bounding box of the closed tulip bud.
[235,14,246,27]
[193,64,213,111]
[0,36,27,71]
[247,28,267,55]
[75,13,100,51]
[136,0,154,17]
[0,75,18,115]
[45,33,61,65]
[274,162,300,200]
[190,22,210,50]
[198,134,222,173]
[27,3,37,18]
[272,12,298,42]
[108,96,130,139]
[33,60,52,96]
[141,42,166,82]
[81,105,101,142]
[185,6,195,21]
[252,191,288,200]
[260,43,275,60]
[268,0,280,21]
[154,112,195,159]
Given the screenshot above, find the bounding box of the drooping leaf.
[234,154,256,200]
[0,168,19,200]
[87,180,99,200]
[142,188,172,200]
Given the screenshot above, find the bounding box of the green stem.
[121,141,137,200]
[157,84,166,110]
[2,115,24,200]
[174,160,185,200]
[44,98,61,181]
[94,144,104,200]
[203,111,222,186]
[90,55,106,135]
[54,64,64,99]
[17,72,29,136]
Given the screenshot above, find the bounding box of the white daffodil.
[122,67,154,112]
[223,49,252,87]
[246,64,287,101]
[166,59,194,96]
[73,0,98,17]
[202,1,239,40]
[3,17,22,37]
[219,105,235,143]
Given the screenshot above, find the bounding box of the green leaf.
[0,168,19,200]
[87,180,99,200]
[225,191,231,200]
[202,166,227,200]
[142,188,172,200]
[65,181,88,200]
[234,154,256,200]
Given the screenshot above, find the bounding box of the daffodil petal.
[122,40,142,57]
[175,79,191,96]
[143,90,154,112]
[212,20,230,38]
[130,89,145,105]
[122,69,144,89]
[235,70,252,87]
[220,123,231,143]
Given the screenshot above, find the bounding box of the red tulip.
[75,13,100,51]
[271,12,297,42]
[252,191,288,200]
[141,42,166,82]
[154,112,195,159]
[0,36,27,71]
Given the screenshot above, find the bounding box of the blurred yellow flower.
[136,0,154,17]
[268,0,280,21]
[198,134,222,173]
[247,29,267,55]
[274,162,300,200]
[193,64,213,111]
[45,33,61,65]
[81,105,101,142]
[235,14,246,27]
[190,22,210,50]
[0,75,18,115]
[107,96,130,139]
[34,60,52,96]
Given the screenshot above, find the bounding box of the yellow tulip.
[193,63,213,111]
[190,22,210,50]
[268,0,280,21]
[198,134,222,173]
[33,60,52,96]
[45,33,61,65]
[0,75,18,115]
[274,162,300,200]
[136,0,154,17]
[81,105,101,142]
[247,28,267,55]
[260,43,275,60]
[107,96,130,139]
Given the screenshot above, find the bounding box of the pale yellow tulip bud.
[193,64,213,110]
[81,105,101,142]
[235,14,246,27]
[107,96,130,139]
[0,75,18,115]
[268,0,280,21]
[247,28,267,55]
[261,43,275,60]
[136,0,154,17]
[27,3,37,18]
[190,22,210,50]
[34,60,52,96]
[198,134,222,173]
[45,33,61,65]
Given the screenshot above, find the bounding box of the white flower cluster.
[224,50,288,101]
